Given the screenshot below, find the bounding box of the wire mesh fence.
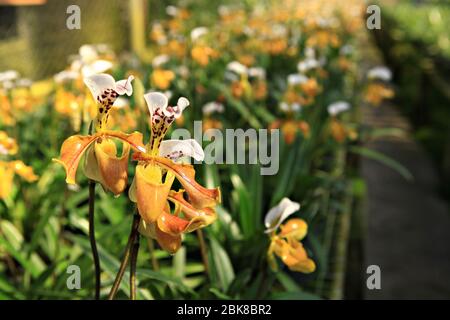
[0,0,129,80]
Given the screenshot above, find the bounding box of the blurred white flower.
[368,66,392,81]
[54,70,79,83]
[16,78,32,87]
[327,101,351,116]
[227,61,248,75]
[340,44,353,56]
[202,101,224,115]
[0,70,19,83]
[71,44,113,78]
[152,54,170,68]
[297,58,320,73]
[191,27,208,42]
[218,5,230,16]
[248,67,266,79]
[272,24,287,37]
[288,73,308,86]
[280,102,302,113]
[166,5,178,16]
[176,65,190,78]
[305,47,315,59]
[265,198,301,233]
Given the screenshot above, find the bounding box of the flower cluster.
[265,198,316,273]
[54,74,221,254]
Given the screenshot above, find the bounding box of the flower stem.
[88,179,101,300]
[108,212,140,300]
[147,238,160,271]
[130,233,140,300]
[196,229,210,280]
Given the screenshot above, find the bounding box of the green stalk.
[130,233,141,300]
[108,212,141,300]
[197,229,210,280]
[88,179,101,300]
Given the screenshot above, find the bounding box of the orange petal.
[279,218,308,241]
[94,139,130,195]
[54,131,144,185]
[168,190,217,232]
[10,160,38,182]
[131,164,175,223]
[284,240,316,273]
[138,219,181,254]
[53,134,98,185]
[133,153,221,209]
[155,223,182,254]
[157,212,189,236]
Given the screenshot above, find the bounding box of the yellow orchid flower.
[365,83,394,106]
[151,69,175,90]
[265,198,316,274]
[0,131,18,155]
[54,73,145,195]
[0,132,38,200]
[128,92,221,254]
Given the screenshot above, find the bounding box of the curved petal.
[283,240,316,273]
[155,225,182,254]
[264,197,300,233]
[279,218,308,241]
[138,219,181,254]
[159,139,204,162]
[115,75,134,96]
[144,92,168,118]
[131,164,175,223]
[84,74,116,101]
[94,139,130,195]
[157,212,189,235]
[53,134,99,185]
[54,131,144,185]
[168,190,217,232]
[133,153,221,209]
[168,97,189,118]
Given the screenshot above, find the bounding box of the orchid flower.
[129,92,221,254]
[72,44,114,78]
[367,66,392,82]
[54,73,144,195]
[265,198,315,274]
[0,132,37,200]
[327,101,350,116]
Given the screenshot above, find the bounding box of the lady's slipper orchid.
[129,92,221,254]
[265,197,300,234]
[0,133,38,200]
[327,101,350,116]
[367,66,392,82]
[54,73,145,195]
[265,198,315,274]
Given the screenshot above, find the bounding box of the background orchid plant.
[54,74,221,299]
[0,0,413,301]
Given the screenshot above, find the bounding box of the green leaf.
[276,272,302,292]
[209,287,231,300]
[230,173,253,237]
[209,235,235,291]
[349,146,413,181]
